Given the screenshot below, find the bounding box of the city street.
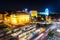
[0,0,60,40]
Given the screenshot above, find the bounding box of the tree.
[48,31,54,37]
[0,24,7,29]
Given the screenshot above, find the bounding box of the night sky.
[0,0,60,13]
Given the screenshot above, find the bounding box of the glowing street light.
[25,8,28,11]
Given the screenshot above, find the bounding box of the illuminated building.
[30,10,37,19]
[0,14,3,23]
[10,14,17,25]
[4,13,9,23]
[3,12,31,28]
[0,14,3,19]
[38,8,49,16]
[16,14,30,25]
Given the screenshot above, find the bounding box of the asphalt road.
[35,23,58,40]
